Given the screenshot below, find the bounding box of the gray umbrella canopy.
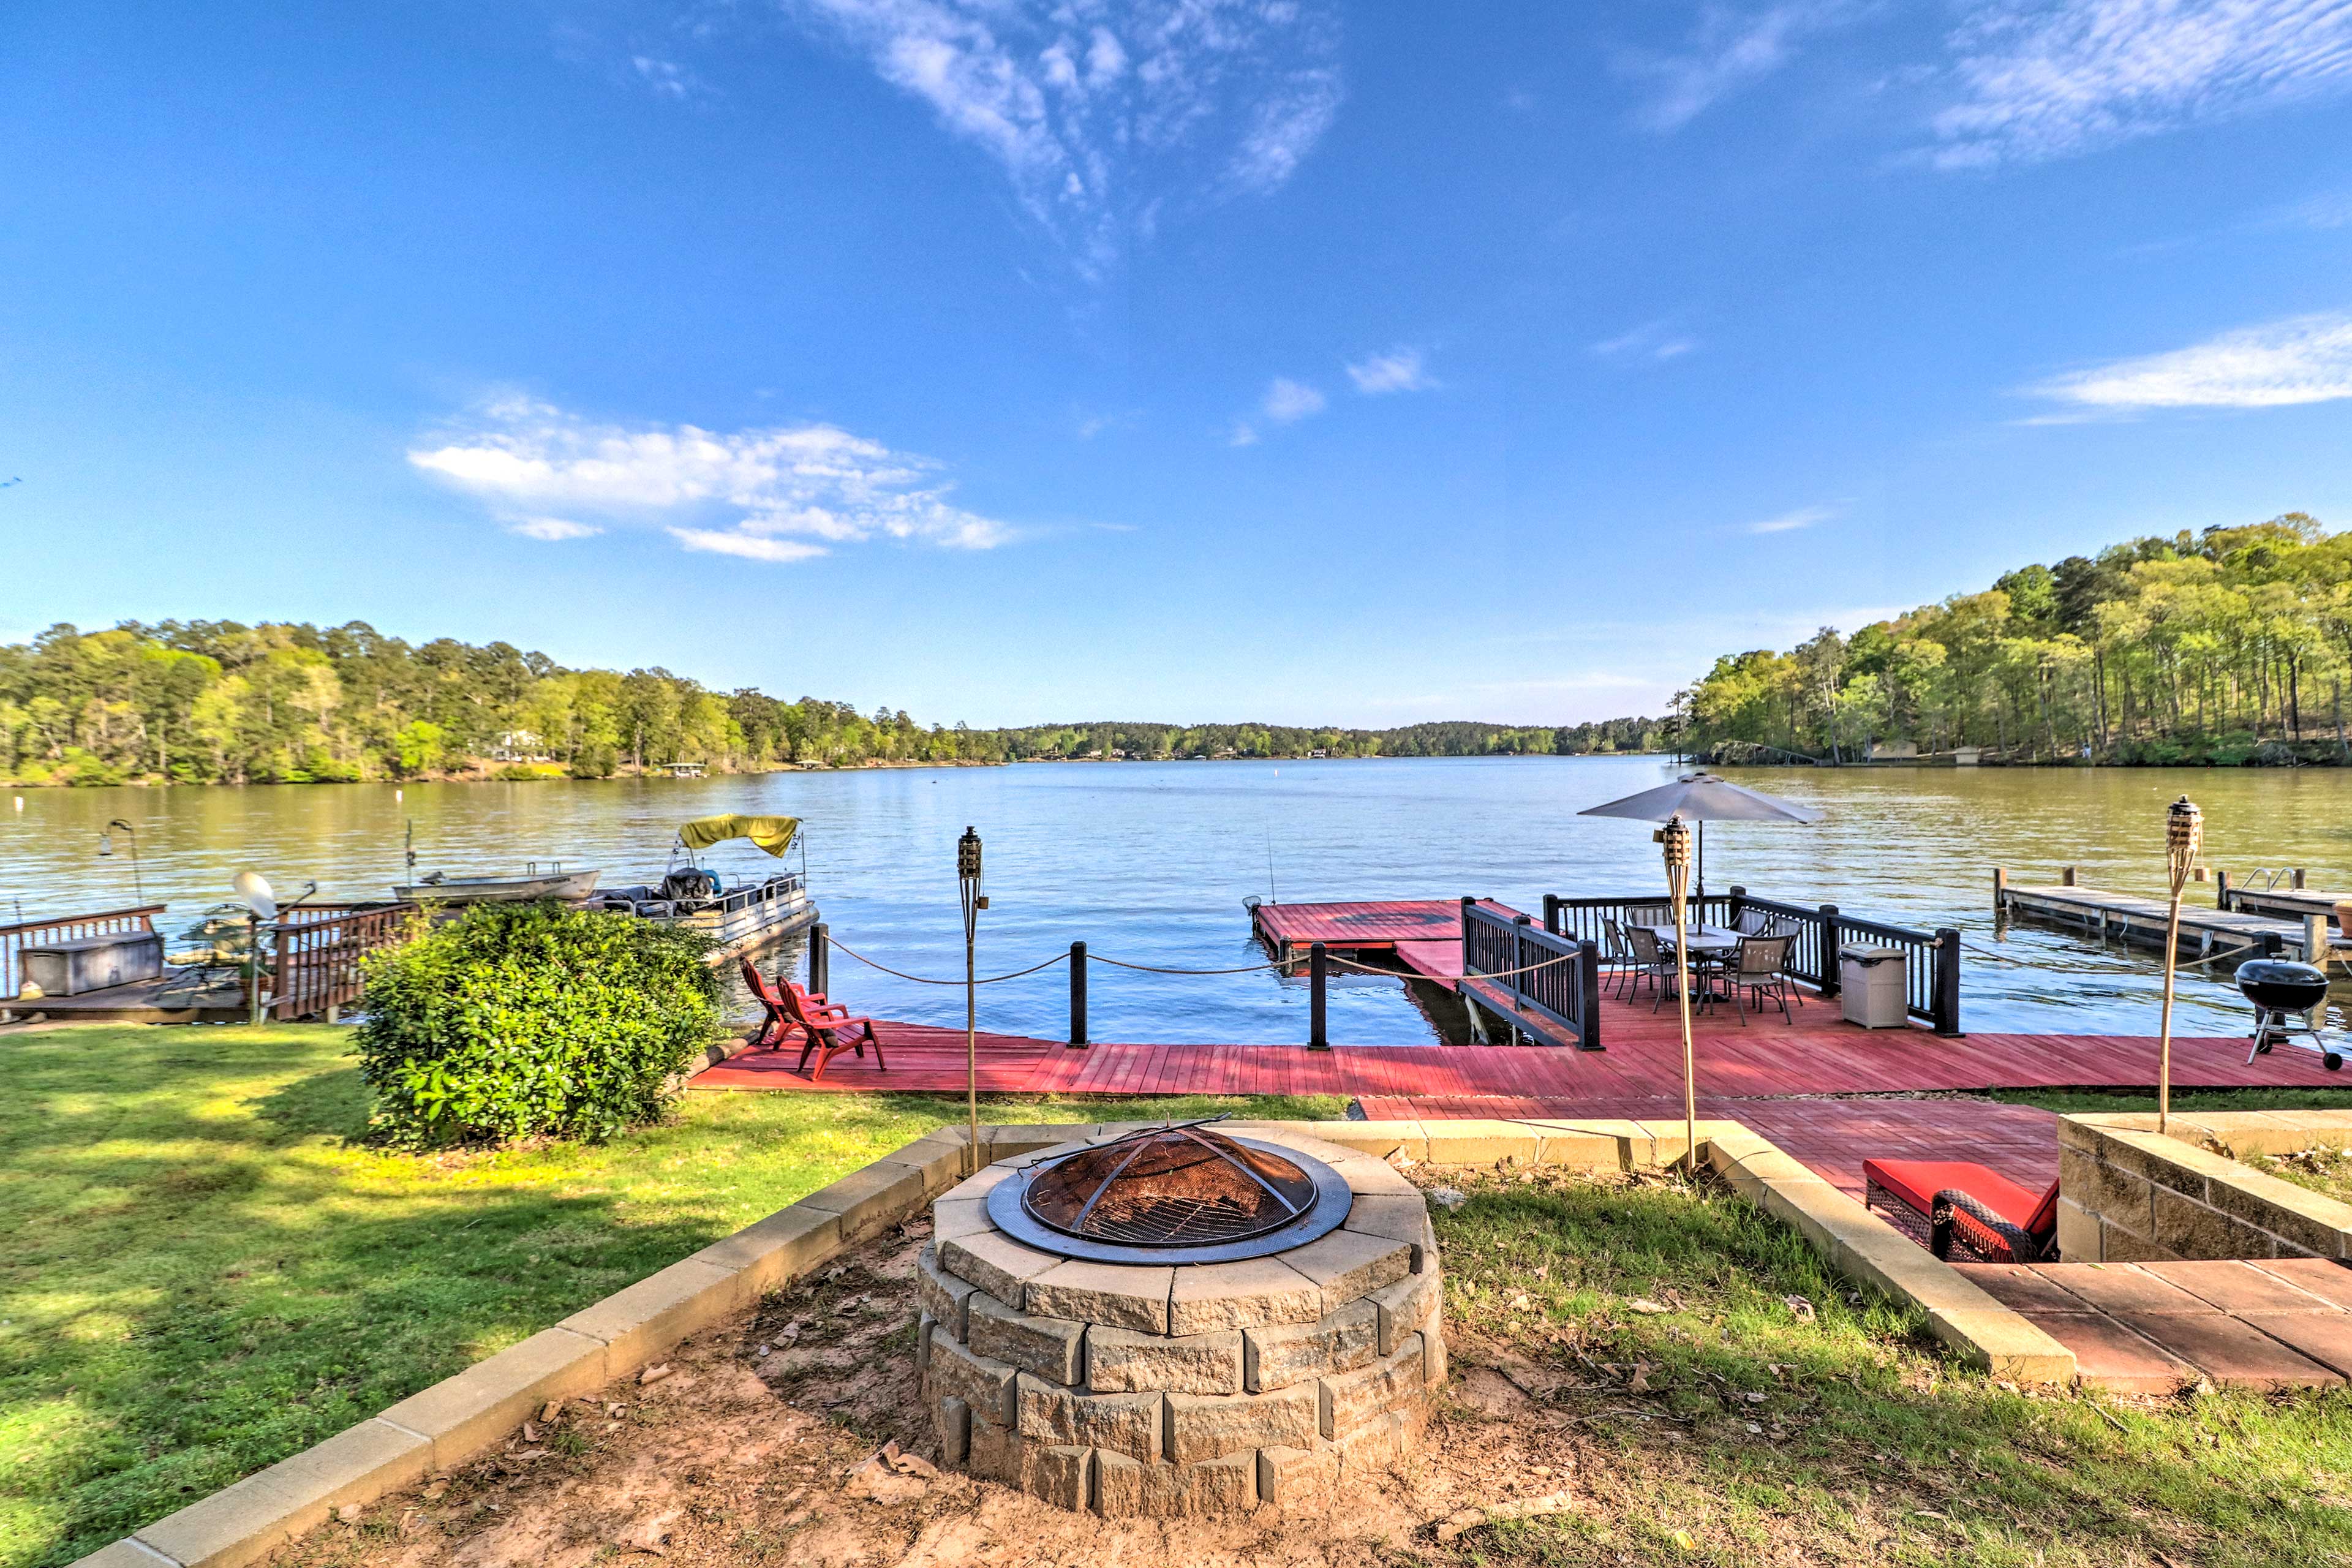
[1578,772,1824,824]
[1580,772,1822,891]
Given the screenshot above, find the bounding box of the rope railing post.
[1068,940,1087,1050]
[1818,903,1842,998]
[810,922,830,998]
[1308,941,1329,1050]
[1578,937,1601,1051]
[1932,927,1962,1036]
[1458,895,1476,982]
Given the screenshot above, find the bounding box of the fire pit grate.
[989,1120,1354,1265]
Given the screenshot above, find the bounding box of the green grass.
[0,1023,1338,1568]
[1984,1086,2352,1115]
[2242,1146,2352,1205]
[1422,1167,2352,1567]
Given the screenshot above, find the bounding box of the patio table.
[1638,924,1740,1010]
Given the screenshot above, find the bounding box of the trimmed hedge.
[356,902,720,1148]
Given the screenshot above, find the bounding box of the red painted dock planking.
[692,894,2338,1195]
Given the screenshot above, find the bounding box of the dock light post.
[98,819,143,904]
[2158,796,2203,1135]
[1657,813,1697,1170]
[959,826,986,1174]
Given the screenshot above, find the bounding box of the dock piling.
[1933,928,1962,1036]
[2061,865,2078,887]
[809,922,829,998]
[1308,941,1329,1050]
[1068,940,1087,1049]
[1541,894,1561,937]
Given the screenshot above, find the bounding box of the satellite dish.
[232,871,277,920]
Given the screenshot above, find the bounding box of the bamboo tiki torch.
[958,826,986,1174]
[2158,796,2201,1135]
[1658,813,1697,1170]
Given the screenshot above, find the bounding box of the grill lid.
[2238,959,2331,1011]
[1022,1122,1318,1247]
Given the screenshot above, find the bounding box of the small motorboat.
[393,865,602,904]
[593,813,818,957]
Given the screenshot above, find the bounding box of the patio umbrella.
[1578,772,1823,892]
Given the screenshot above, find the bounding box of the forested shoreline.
[0,620,1671,786]
[1683,513,2352,766]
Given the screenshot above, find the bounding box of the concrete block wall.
[2056,1112,2352,1265]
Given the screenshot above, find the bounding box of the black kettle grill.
[2237,959,2342,1070]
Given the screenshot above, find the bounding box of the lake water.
[6,758,2349,1042]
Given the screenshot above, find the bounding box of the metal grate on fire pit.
[987,1119,1354,1265]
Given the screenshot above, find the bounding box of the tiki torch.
[1657,812,1697,1170]
[958,826,986,1173]
[2158,795,2202,1135]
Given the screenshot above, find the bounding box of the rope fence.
[821,933,1588,988]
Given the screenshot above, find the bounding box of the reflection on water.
[4,759,2348,1044]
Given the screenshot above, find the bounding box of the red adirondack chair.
[779,979,886,1081]
[739,959,808,1052]
[1863,1158,2060,1263]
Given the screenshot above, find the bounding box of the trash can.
[1838,944,1909,1028]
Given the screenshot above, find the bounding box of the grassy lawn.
[0,1022,1339,1568]
[1983,1087,2352,1115]
[1424,1166,2352,1567]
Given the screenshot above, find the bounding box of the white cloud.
[1932,0,2352,167]
[1621,2,1853,131]
[1593,320,1698,363]
[1345,348,1433,394]
[2030,312,2352,410]
[1227,421,1261,447]
[1261,377,1326,423]
[632,56,707,99]
[510,516,604,541]
[668,529,828,562]
[1747,505,1838,535]
[782,1,1343,273]
[410,395,1014,562]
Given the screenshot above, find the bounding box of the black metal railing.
[1461,899,1602,1050]
[1539,886,1961,1035]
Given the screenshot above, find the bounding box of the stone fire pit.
[914,1124,1443,1517]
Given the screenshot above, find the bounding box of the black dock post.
[1818,904,1841,998]
[1541,894,1561,937]
[1068,941,1088,1049]
[1308,941,1329,1050]
[1578,938,1603,1051]
[1933,927,1962,1036]
[810,922,829,997]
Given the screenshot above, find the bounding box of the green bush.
[355,903,720,1148]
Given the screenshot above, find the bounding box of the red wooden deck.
[693,983,2313,1106]
[699,897,2336,1197]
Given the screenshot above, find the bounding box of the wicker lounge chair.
[1863,1158,2059,1263]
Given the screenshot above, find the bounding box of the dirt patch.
[277,1205,1586,1568]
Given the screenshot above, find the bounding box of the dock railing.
[268,903,418,1022]
[1539,887,1961,1036]
[1461,899,1603,1049]
[1,904,168,1004]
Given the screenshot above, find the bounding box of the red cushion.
[1862,1159,2051,1232]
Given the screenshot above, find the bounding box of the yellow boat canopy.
[677,813,801,858]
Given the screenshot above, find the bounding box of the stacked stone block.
[913,1132,1442,1516]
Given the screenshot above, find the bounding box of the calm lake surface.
[6,758,2350,1042]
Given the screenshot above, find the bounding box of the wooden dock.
[1996,869,2346,966]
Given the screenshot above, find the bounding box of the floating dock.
[1995,869,2346,967]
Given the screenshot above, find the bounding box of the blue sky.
[5,0,2350,726]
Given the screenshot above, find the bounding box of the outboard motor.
[660,868,721,902]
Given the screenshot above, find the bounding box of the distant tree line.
[1683,513,2352,765]
[0,619,1674,785]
